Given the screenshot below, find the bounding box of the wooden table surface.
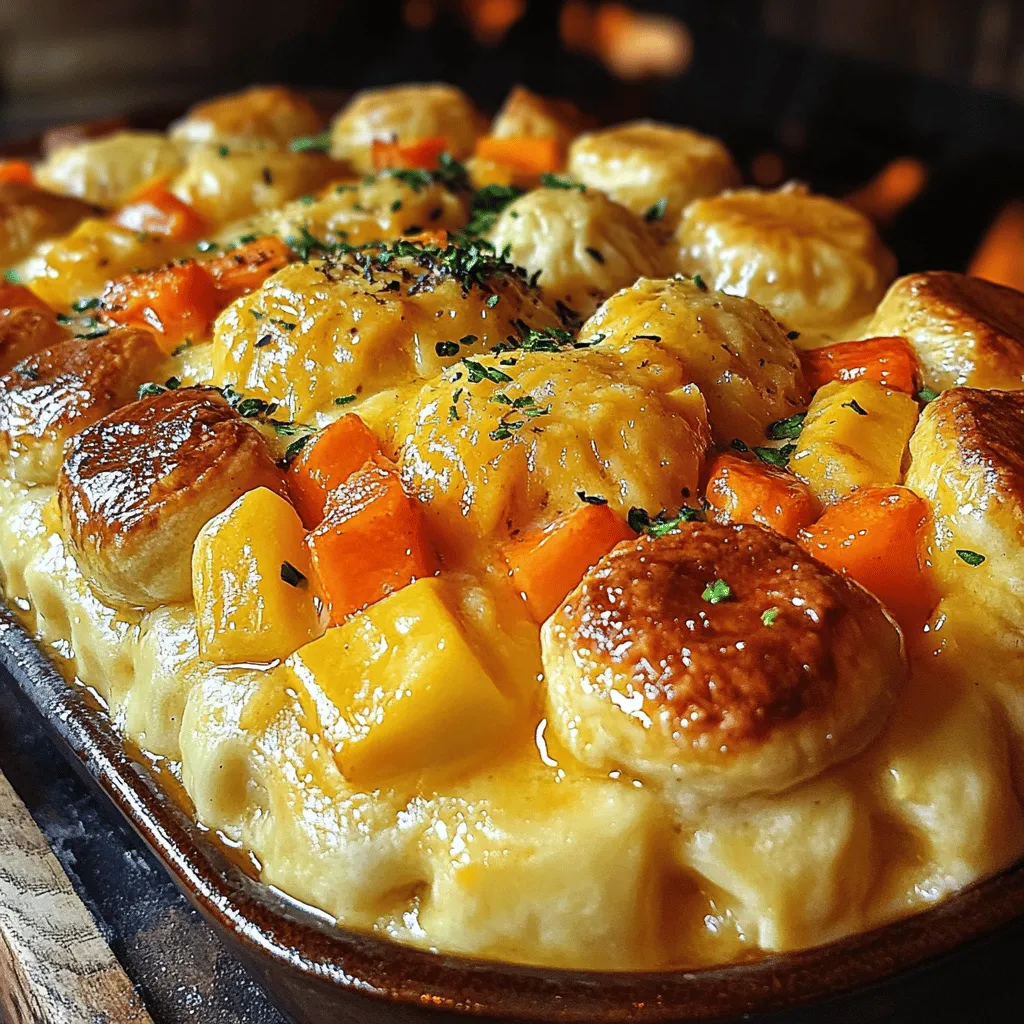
[4,664,1024,1024]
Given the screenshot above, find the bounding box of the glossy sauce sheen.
[1,81,1023,973]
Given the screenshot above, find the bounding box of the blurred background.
[2,0,1024,283]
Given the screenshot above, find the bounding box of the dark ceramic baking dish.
[3,110,1024,1024]
[3,605,1024,1023]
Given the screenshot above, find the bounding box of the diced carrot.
[371,135,448,171]
[705,452,819,539]
[473,136,562,174]
[504,503,634,621]
[288,414,383,528]
[307,461,437,623]
[113,177,209,241]
[798,486,939,634]
[800,336,921,394]
[0,283,51,315]
[0,160,34,185]
[100,261,220,352]
[403,229,449,248]
[204,236,293,302]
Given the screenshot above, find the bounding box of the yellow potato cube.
[286,577,513,784]
[192,487,321,664]
[790,379,918,504]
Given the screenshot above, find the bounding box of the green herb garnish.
[956,549,986,566]
[766,412,806,440]
[702,578,732,604]
[643,198,667,222]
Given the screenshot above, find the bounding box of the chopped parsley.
[842,399,868,416]
[390,198,403,212]
[255,334,272,348]
[486,293,500,307]
[540,173,584,191]
[786,330,801,341]
[280,433,315,467]
[334,394,357,405]
[766,412,806,440]
[298,194,316,206]
[643,198,667,222]
[730,438,749,452]
[692,273,708,292]
[217,144,230,158]
[196,239,219,253]
[72,297,100,312]
[701,578,732,604]
[761,606,779,627]
[435,341,460,357]
[753,444,796,468]
[955,549,986,567]
[577,491,608,505]
[463,183,524,236]
[463,358,512,385]
[55,313,72,325]
[4,268,21,284]
[270,318,296,331]
[917,387,940,403]
[289,130,332,153]
[280,561,307,587]
[585,246,605,264]
[171,339,194,357]
[628,505,704,536]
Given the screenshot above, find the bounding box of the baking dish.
[3,606,1024,1023]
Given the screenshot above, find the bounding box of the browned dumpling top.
[58,386,285,609]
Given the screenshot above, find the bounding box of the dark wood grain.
[0,769,152,1024]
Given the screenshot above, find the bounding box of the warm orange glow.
[402,0,437,30]
[462,0,525,44]
[968,200,1024,293]
[559,1,691,79]
[751,151,785,187]
[845,157,927,224]
[559,0,592,52]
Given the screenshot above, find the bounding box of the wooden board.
[0,768,153,1024]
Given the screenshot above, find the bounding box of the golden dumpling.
[169,85,325,151]
[582,276,808,446]
[488,186,672,319]
[170,146,341,226]
[676,184,896,335]
[226,171,467,249]
[568,120,739,228]
[542,525,906,806]
[211,245,562,422]
[330,83,486,172]
[0,182,98,267]
[34,131,185,208]
[865,272,1024,390]
[397,342,710,559]
[905,387,1024,652]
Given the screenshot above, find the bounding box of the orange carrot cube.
[798,486,939,634]
[371,136,448,171]
[504,503,634,621]
[113,177,209,241]
[288,414,383,528]
[204,236,293,302]
[307,461,437,623]
[473,136,562,174]
[100,261,220,352]
[705,452,820,539]
[800,336,921,394]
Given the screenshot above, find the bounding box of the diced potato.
[20,217,187,308]
[286,576,513,783]
[192,487,322,664]
[790,379,918,504]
